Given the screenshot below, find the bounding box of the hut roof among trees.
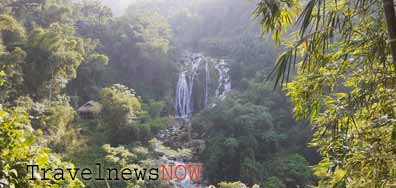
[78,101,102,113]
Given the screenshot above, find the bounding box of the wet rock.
[157,119,205,158]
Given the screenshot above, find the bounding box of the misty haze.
[1,0,394,188]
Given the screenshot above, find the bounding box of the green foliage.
[98,84,167,145]
[99,84,142,145]
[24,23,89,99]
[193,78,313,186]
[149,138,192,160]
[101,84,142,120]
[257,0,396,187]
[128,0,277,88]
[0,8,107,101]
[0,1,322,188]
[208,181,260,188]
[142,100,165,118]
[264,177,286,188]
[1,0,73,27]
[0,14,26,41]
[127,12,171,56]
[102,139,176,188]
[88,53,109,65]
[29,96,84,155]
[0,14,27,102]
[68,2,176,102]
[254,0,300,44]
[270,154,312,186]
[0,2,107,187]
[285,154,312,183]
[0,106,84,187]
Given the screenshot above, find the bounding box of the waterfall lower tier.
[175,71,191,118]
[175,53,203,118]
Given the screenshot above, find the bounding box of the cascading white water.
[204,60,210,107]
[175,53,203,118]
[153,141,203,188]
[173,55,232,187]
[169,160,203,188]
[175,71,190,118]
[176,54,231,118]
[188,54,203,115]
[215,59,231,98]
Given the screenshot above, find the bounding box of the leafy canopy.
[257,0,396,187]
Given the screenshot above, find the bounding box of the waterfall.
[169,160,203,188]
[173,55,233,187]
[188,54,203,115]
[175,71,189,118]
[175,53,203,118]
[175,54,231,118]
[215,59,231,98]
[204,60,210,107]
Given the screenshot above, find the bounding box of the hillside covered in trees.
[1,0,396,188]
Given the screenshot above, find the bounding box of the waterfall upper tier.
[215,59,231,98]
[175,52,232,119]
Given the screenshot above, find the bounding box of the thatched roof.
[78,101,102,113]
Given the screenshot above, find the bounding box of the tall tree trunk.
[383,0,396,64]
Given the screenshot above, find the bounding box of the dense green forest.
[1,0,396,188]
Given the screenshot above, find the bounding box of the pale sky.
[99,0,136,16]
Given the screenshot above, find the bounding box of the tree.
[0,2,108,186]
[98,84,166,145]
[28,96,84,155]
[68,3,176,102]
[264,177,286,188]
[256,0,396,186]
[99,84,142,145]
[0,6,107,102]
[382,0,396,62]
[193,79,312,186]
[0,14,26,102]
[0,106,84,188]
